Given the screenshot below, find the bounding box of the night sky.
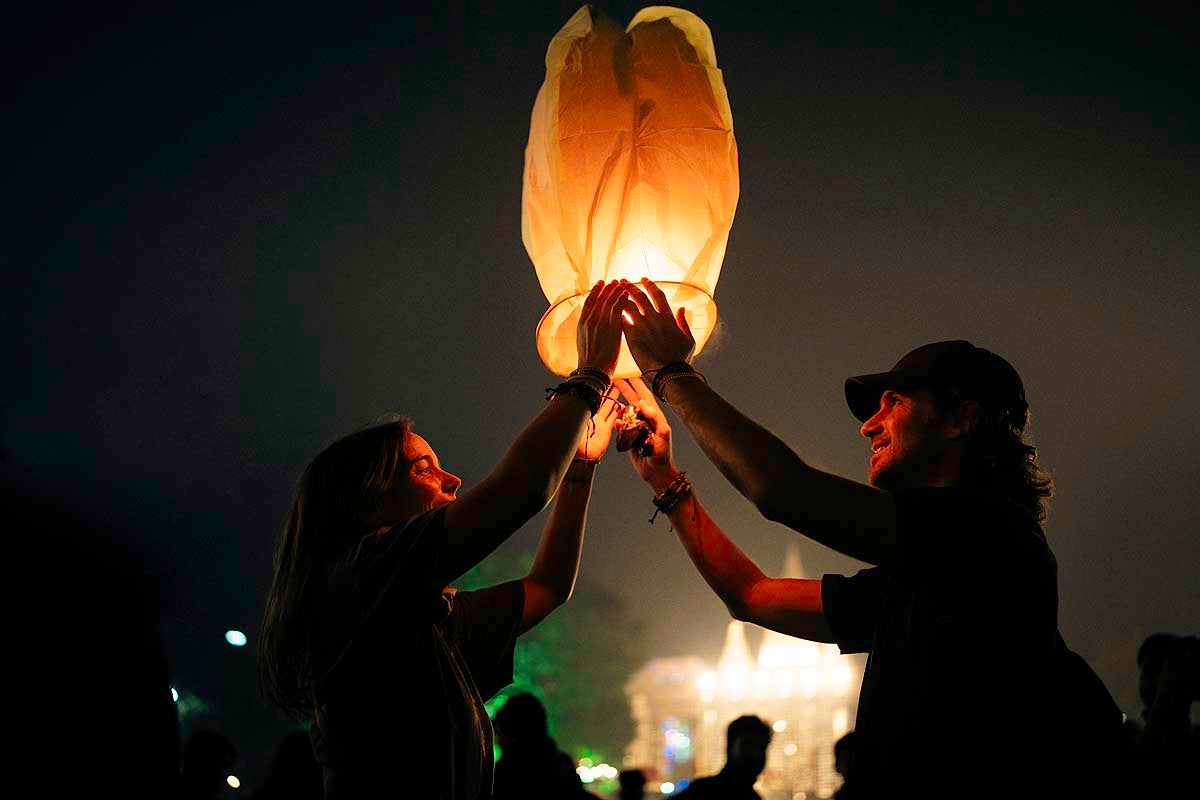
[8,0,1197,752]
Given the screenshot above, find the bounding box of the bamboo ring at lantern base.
[535,280,717,379]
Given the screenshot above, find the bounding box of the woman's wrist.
[564,457,599,484]
[647,467,683,494]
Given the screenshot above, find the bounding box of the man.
[616,769,647,800]
[1124,633,1199,795]
[674,716,771,800]
[614,279,1058,796]
[492,693,595,800]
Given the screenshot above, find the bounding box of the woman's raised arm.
[439,281,625,582]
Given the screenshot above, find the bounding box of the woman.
[258,282,628,799]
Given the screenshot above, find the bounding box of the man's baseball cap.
[844,340,1029,427]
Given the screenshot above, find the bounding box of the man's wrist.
[649,363,706,403]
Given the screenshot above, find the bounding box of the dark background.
[8,0,1197,784]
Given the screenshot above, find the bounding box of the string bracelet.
[649,362,707,403]
[546,378,603,416]
[649,471,692,523]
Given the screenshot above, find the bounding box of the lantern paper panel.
[523,5,739,377]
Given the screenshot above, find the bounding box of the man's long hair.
[257,416,413,719]
[932,386,1053,523]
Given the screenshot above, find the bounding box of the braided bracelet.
[649,471,692,523]
[546,378,603,415]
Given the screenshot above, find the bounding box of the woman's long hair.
[933,387,1054,523]
[258,416,413,719]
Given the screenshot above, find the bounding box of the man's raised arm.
[620,279,900,566]
[616,378,833,642]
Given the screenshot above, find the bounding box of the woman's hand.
[577,280,629,376]
[615,377,681,492]
[620,278,696,374]
[575,386,622,462]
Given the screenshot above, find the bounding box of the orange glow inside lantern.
[523,6,739,377]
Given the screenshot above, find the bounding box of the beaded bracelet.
[650,362,707,403]
[649,471,692,523]
[569,366,613,392]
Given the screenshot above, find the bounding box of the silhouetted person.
[1046,631,1127,797]
[257,283,628,799]
[615,301,1059,799]
[249,730,323,800]
[674,715,771,800]
[8,458,178,800]
[180,729,238,800]
[492,693,592,799]
[1125,633,1199,795]
[618,769,647,800]
[833,731,857,799]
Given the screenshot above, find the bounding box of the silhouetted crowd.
[168,655,1197,799]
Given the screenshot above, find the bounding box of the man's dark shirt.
[822,488,1057,796]
[308,507,524,799]
[672,767,761,800]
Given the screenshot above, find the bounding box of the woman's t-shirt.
[308,507,525,799]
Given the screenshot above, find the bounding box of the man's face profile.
[859,388,949,490]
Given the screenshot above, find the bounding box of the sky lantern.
[523,5,739,377]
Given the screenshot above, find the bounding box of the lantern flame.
[523,6,739,377]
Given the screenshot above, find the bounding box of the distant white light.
[171,687,179,702]
[226,775,241,789]
[832,664,852,686]
[225,630,247,647]
[661,782,675,794]
[773,719,787,732]
[832,708,849,738]
[784,743,798,756]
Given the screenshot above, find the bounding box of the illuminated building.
[624,547,864,798]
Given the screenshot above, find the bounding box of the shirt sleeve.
[821,566,891,654]
[310,508,450,690]
[445,580,525,700]
[350,506,450,609]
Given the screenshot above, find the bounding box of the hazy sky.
[8,1,1197,716]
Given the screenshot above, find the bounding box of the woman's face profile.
[374,433,462,523]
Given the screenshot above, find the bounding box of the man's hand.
[620,278,696,373]
[615,377,681,491]
[577,280,629,376]
[576,386,622,462]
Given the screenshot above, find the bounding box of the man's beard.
[870,441,942,491]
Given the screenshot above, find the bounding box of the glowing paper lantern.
[523,5,739,377]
